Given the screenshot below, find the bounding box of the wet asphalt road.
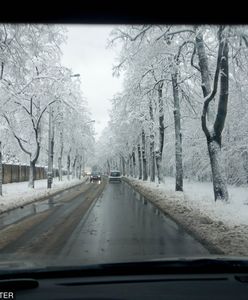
[0,179,209,264]
[61,181,209,264]
[0,179,106,257]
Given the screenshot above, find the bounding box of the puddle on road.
[0,183,85,230]
[0,194,62,230]
[127,183,181,231]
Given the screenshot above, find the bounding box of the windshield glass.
[91,172,100,175]
[110,171,120,177]
[0,23,248,271]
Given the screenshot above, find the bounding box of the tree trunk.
[78,164,81,179]
[132,150,136,178]
[58,130,63,181]
[172,70,183,191]
[51,139,54,179]
[122,156,126,176]
[137,143,142,179]
[119,157,121,174]
[150,139,155,182]
[77,155,82,179]
[4,95,42,189]
[72,156,77,179]
[242,151,248,184]
[58,157,62,181]
[126,157,129,176]
[196,28,229,201]
[155,83,165,184]
[79,164,82,179]
[67,152,71,180]
[81,155,83,179]
[119,156,122,172]
[82,150,85,176]
[47,106,54,188]
[129,154,133,177]
[28,159,35,188]
[28,138,40,189]
[207,138,228,200]
[107,159,110,175]
[131,154,135,177]
[149,99,155,182]
[155,155,163,184]
[141,129,148,181]
[0,142,2,196]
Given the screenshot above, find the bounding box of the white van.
[109,170,121,183]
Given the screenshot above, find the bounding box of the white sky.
[60,25,123,140]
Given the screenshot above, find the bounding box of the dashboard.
[1,259,248,300]
[14,273,248,300]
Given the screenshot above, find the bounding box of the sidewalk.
[0,176,88,214]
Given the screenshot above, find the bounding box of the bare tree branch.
[241,35,248,47]
[176,40,194,61]
[116,26,152,42]
[155,28,195,42]
[37,99,59,129]
[14,101,30,116]
[3,113,31,156]
[191,43,201,72]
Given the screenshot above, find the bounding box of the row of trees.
[95,25,248,202]
[0,24,94,193]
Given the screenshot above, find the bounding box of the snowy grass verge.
[0,176,88,214]
[124,176,248,256]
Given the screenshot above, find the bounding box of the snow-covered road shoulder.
[0,177,88,214]
[124,177,248,256]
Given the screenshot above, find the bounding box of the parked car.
[109,170,121,183]
[90,171,101,182]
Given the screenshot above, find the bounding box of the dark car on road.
[90,171,101,183]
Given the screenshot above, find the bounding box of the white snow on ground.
[0,176,88,213]
[147,176,248,227]
[125,176,248,256]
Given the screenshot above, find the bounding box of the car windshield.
[91,172,100,175]
[0,22,248,273]
[110,171,120,177]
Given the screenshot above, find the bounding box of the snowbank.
[124,176,248,256]
[0,176,87,214]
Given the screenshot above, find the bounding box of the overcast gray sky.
[60,25,123,140]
